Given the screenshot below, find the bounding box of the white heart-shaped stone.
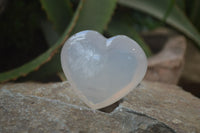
[61,30,147,109]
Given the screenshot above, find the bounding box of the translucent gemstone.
[61,30,147,109]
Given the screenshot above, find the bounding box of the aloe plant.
[118,0,200,48]
[0,0,117,82]
[0,0,200,83]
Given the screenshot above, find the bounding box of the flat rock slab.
[0,82,174,133]
[0,81,200,133]
[123,81,200,133]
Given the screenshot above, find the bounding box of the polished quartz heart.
[61,30,147,109]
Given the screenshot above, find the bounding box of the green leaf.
[118,0,200,48]
[162,0,175,23]
[131,11,161,31]
[25,0,117,81]
[0,0,84,83]
[190,0,200,30]
[40,0,73,34]
[28,0,117,81]
[39,0,70,78]
[19,52,62,81]
[106,12,152,57]
[40,0,73,47]
[0,0,117,82]
[71,0,117,33]
[41,20,60,46]
[57,71,67,81]
[175,0,185,10]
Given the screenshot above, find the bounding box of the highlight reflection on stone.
[61,30,147,109]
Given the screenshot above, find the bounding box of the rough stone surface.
[0,82,86,107]
[122,81,200,133]
[181,41,200,84]
[0,82,174,133]
[145,35,186,84]
[0,81,200,133]
[179,41,200,98]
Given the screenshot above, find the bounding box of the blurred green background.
[0,0,200,83]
